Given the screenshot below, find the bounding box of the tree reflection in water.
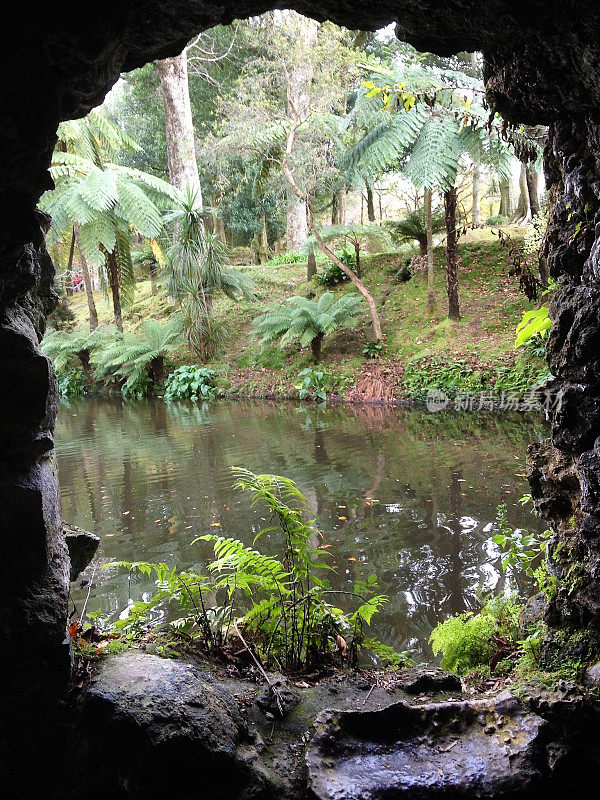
[57,398,547,660]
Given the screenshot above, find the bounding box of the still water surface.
[56,399,548,658]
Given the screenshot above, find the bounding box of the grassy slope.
[65,226,545,400]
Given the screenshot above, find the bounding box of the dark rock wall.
[2,0,600,788]
[527,115,600,632]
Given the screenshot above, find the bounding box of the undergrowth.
[79,468,407,674]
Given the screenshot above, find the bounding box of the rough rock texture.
[307,693,559,799]
[66,653,599,800]
[67,652,256,800]
[64,524,100,581]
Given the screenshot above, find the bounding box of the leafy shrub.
[362,340,385,359]
[296,367,328,401]
[314,248,354,287]
[110,468,397,671]
[515,306,551,348]
[493,502,555,598]
[264,251,307,266]
[486,214,509,225]
[57,367,86,397]
[92,317,183,395]
[252,292,364,363]
[429,595,521,675]
[165,365,218,401]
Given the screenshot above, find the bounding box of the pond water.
[57,398,549,660]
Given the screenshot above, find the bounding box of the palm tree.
[344,61,535,318]
[41,114,178,332]
[384,208,445,256]
[302,224,393,278]
[163,185,256,358]
[252,292,364,362]
[92,317,184,393]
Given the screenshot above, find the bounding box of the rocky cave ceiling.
[4,1,600,200]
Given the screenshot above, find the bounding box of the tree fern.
[253,292,363,362]
[91,316,184,394]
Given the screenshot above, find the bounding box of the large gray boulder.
[68,651,257,799]
[307,693,557,799]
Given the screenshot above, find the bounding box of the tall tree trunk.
[525,165,540,217]
[499,177,512,219]
[425,188,436,312]
[513,162,531,224]
[149,264,158,296]
[155,52,201,200]
[471,163,481,228]
[106,251,123,332]
[366,185,376,223]
[218,217,227,245]
[331,188,344,225]
[74,224,98,330]
[353,244,361,279]
[285,16,318,250]
[307,251,317,281]
[444,188,461,321]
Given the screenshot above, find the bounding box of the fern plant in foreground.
[108,468,395,672]
[196,467,390,671]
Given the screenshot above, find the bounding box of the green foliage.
[362,340,385,359]
[314,248,354,287]
[197,467,391,670]
[165,365,219,401]
[384,207,445,251]
[493,503,555,597]
[56,367,87,397]
[296,368,328,401]
[252,292,364,362]
[486,214,509,226]
[92,317,184,395]
[264,251,307,266]
[110,468,396,671]
[163,185,256,359]
[515,307,551,348]
[430,595,521,675]
[42,114,177,315]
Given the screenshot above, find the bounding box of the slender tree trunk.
[307,251,317,281]
[74,224,98,330]
[331,189,344,225]
[499,177,512,219]
[78,349,93,383]
[155,52,201,200]
[366,185,376,223]
[218,217,227,245]
[444,188,461,321]
[425,188,436,312]
[514,163,531,224]
[354,244,361,279]
[525,165,540,218]
[106,251,123,332]
[285,17,318,250]
[311,332,324,363]
[471,163,481,228]
[149,264,158,296]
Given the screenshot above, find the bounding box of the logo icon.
[426,388,449,413]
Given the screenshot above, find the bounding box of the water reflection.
[56,398,548,658]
